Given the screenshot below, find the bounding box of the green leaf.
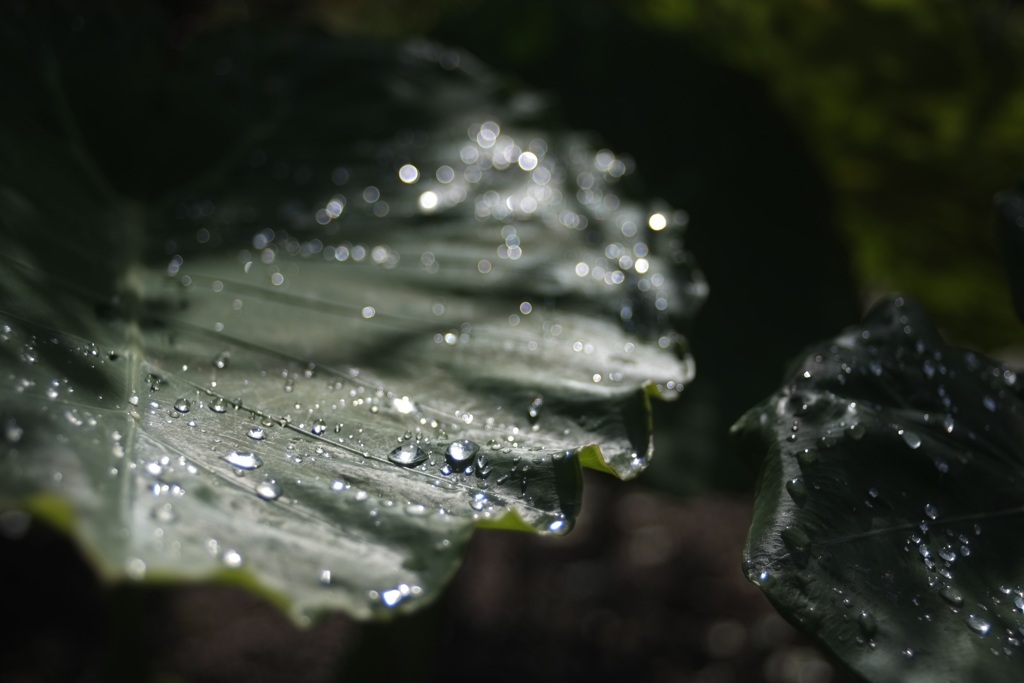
[734,297,1024,683]
[0,6,703,621]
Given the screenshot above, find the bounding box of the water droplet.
[3,418,23,444]
[966,614,991,636]
[311,419,327,436]
[469,492,487,511]
[256,480,282,501]
[781,526,811,567]
[388,443,427,467]
[939,545,957,563]
[902,648,915,660]
[381,583,412,607]
[924,503,939,520]
[247,427,266,440]
[943,414,954,433]
[128,392,140,406]
[899,429,922,449]
[210,397,228,413]
[940,586,964,607]
[527,396,543,424]
[786,477,808,505]
[846,422,866,440]
[796,449,818,467]
[224,451,263,470]
[222,549,243,568]
[858,610,877,639]
[982,395,997,412]
[445,439,479,467]
[173,398,191,413]
[319,569,332,586]
[213,352,230,369]
[405,503,428,516]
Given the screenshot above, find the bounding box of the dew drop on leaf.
[388,443,427,467]
[247,427,266,440]
[222,549,243,568]
[899,428,922,449]
[173,398,191,413]
[966,614,991,636]
[444,439,479,467]
[527,396,543,424]
[256,480,282,501]
[209,397,228,413]
[311,419,327,436]
[223,451,263,470]
[940,586,963,607]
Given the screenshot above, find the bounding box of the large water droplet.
[966,614,991,636]
[173,398,191,413]
[924,503,939,520]
[247,426,266,440]
[858,610,877,639]
[786,477,808,506]
[469,492,487,511]
[222,549,243,568]
[899,429,922,449]
[311,419,327,436]
[256,480,282,501]
[388,443,427,467]
[846,422,866,441]
[210,397,228,413]
[781,526,811,567]
[445,439,479,467]
[224,451,263,470]
[940,586,964,607]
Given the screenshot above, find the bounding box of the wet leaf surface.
[0,5,702,620]
[735,297,1024,682]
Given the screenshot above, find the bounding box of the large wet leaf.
[0,5,703,621]
[734,297,1024,682]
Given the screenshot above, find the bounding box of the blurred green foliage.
[633,0,1024,350]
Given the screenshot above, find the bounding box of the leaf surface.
[0,6,703,620]
[735,298,1024,682]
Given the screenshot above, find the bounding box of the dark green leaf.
[0,5,702,621]
[735,297,1024,683]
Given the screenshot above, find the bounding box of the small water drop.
[388,443,427,467]
[899,429,922,450]
[319,569,332,586]
[940,586,964,607]
[222,549,243,568]
[527,396,543,424]
[405,503,428,516]
[445,439,479,467]
[943,414,954,434]
[846,422,866,441]
[128,392,140,406]
[224,451,263,470]
[256,480,282,501]
[311,419,327,436]
[210,397,228,413]
[858,610,877,639]
[796,449,818,467]
[213,352,230,369]
[469,492,487,511]
[330,479,349,492]
[924,503,939,520]
[247,427,266,440]
[4,418,23,444]
[785,477,808,506]
[966,614,991,636]
[173,398,191,413]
